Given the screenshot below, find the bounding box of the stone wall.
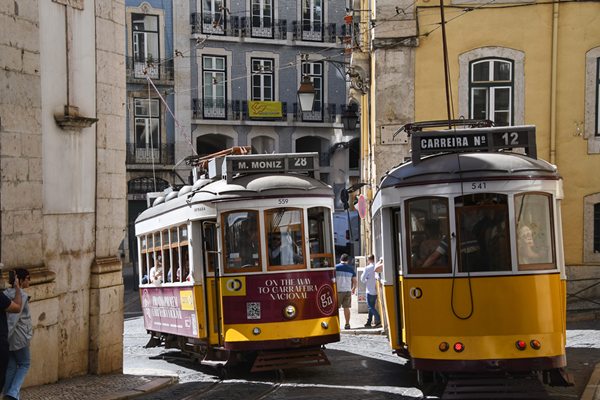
[0,0,126,386]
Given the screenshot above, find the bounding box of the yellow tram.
[372,122,571,385]
[135,150,340,372]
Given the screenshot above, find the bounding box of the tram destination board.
[411,125,537,163]
[225,152,319,182]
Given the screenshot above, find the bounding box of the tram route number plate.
[228,155,315,174]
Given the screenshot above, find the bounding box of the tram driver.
[268,232,302,266]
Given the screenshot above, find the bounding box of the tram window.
[406,197,451,274]
[265,208,305,270]
[307,207,334,268]
[455,193,511,272]
[515,193,555,270]
[203,222,217,273]
[222,210,261,273]
[139,236,149,284]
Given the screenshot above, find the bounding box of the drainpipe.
[549,2,559,164]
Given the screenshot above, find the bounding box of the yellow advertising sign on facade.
[248,101,282,118]
[222,277,247,296]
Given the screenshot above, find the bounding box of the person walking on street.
[361,255,382,328]
[1,271,22,394]
[335,254,356,330]
[3,269,32,400]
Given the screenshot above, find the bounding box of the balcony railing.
[293,103,338,123]
[191,13,340,42]
[192,99,289,121]
[126,143,175,165]
[292,21,338,43]
[191,13,288,39]
[126,57,174,81]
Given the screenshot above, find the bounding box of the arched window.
[459,47,524,126]
[196,134,233,156]
[296,136,329,166]
[348,137,360,170]
[251,135,276,153]
[584,193,600,263]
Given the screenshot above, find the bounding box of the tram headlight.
[252,327,261,335]
[439,342,449,352]
[515,340,527,351]
[321,321,329,329]
[283,304,297,319]
[530,339,541,350]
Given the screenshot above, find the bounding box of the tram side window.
[406,197,451,274]
[455,193,511,272]
[222,210,261,273]
[203,221,217,273]
[307,207,334,268]
[139,236,148,284]
[265,208,305,270]
[515,193,555,270]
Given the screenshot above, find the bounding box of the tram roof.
[194,172,332,199]
[379,151,560,189]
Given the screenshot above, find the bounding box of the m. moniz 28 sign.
[225,152,319,182]
[411,125,537,163]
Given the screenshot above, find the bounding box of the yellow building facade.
[355,0,600,314]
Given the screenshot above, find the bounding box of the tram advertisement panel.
[221,270,337,324]
[141,287,199,338]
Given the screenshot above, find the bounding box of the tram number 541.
[470,182,487,190]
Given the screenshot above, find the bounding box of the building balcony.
[191,99,341,124]
[190,13,341,43]
[191,13,288,40]
[126,57,174,82]
[126,143,175,165]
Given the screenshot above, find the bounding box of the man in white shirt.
[361,255,382,328]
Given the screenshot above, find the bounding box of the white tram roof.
[135,171,332,232]
[378,151,560,189]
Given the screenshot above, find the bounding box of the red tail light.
[515,340,527,350]
[453,342,464,352]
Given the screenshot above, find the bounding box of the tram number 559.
[278,198,289,204]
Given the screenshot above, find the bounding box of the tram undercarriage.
[144,331,331,373]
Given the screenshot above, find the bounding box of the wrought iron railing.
[292,103,338,123]
[126,57,174,81]
[192,99,288,121]
[292,21,338,43]
[126,143,175,165]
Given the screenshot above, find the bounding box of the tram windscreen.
[222,210,261,272]
[406,197,451,274]
[455,193,511,272]
[515,193,555,270]
[265,208,305,270]
[307,207,334,268]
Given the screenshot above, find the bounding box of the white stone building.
[0,0,126,385]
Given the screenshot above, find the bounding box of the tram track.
[176,369,285,400]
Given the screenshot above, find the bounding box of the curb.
[581,363,600,400]
[341,327,386,335]
[104,376,179,400]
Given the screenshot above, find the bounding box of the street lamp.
[297,75,316,112]
[341,103,359,130]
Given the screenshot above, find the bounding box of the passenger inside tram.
[420,221,449,268]
[517,225,543,264]
[268,232,302,266]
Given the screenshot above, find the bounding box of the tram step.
[442,374,547,399]
[251,348,330,372]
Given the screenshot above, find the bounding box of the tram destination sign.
[225,152,319,182]
[411,125,537,163]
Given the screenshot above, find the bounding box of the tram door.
[202,220,223,346]
[391,208,406,347]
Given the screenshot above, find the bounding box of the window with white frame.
[134,98,160,160]
[302,0,323,41]
[251,58,274,101]
[202,55,227,119]
[202,0,225,35]
[251,0,273,38]
[132,13,159,78]
[301,61,323,121]
[469,58,513,126]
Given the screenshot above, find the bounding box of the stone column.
[89,257,124,374]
